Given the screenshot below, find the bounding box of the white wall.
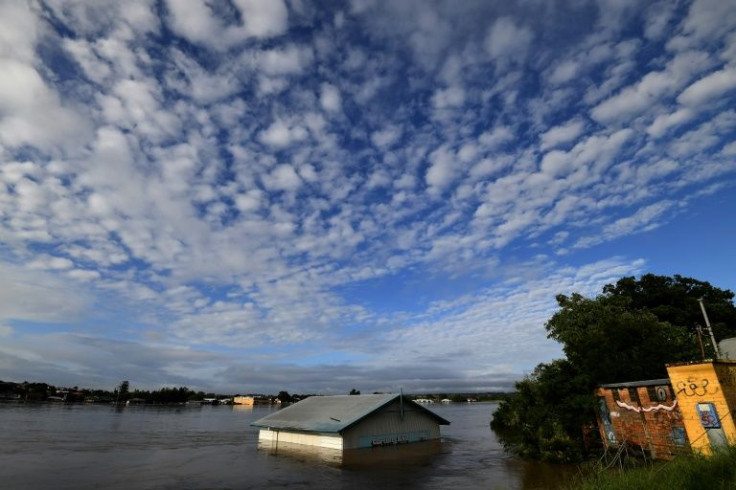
[258,428,343,450]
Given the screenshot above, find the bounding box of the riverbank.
[570,447,736,490]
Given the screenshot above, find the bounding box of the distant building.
[251,393,449,451]
[234,396,255,406]
[234,396,274,405]
[595,379,689,460]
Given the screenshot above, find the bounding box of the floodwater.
[0,401,576,489]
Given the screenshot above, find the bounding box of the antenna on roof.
[698,298,721,359]
[400,387,405,420]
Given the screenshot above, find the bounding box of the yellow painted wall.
[666,362,736,455]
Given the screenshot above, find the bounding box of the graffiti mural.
[675,377,719,397]
[615,400,678,413]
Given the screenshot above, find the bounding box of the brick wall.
[596,381,690,460]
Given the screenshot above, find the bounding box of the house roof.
[599,378,671,389]
[251,393,450,433]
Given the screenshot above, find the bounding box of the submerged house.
[251,393,450,450]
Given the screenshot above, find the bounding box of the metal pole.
[698,298,720,359]
[695,324,706,360]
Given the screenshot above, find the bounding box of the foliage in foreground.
[570,447,736,490]
[491,274,736,462]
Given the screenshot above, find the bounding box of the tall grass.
[570,447,736,490]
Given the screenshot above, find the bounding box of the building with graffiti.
[666,360,736,455]
[595,379,689,460]
[595,359,736,459]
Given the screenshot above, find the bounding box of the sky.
[0,0,735,395]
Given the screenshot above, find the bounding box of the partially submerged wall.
[258,428,344,450]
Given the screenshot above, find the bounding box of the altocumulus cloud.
[0,0,734,394]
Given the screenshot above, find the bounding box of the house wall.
[258,428,343,450]
[342,399,441,449]
[667,362,736,455]
[596,383,689,459]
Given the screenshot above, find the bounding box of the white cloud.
[426,145,458,194]
[431,86,465,110]
[233,0,289,38]
[540,120,585,150]
[549,60,580,85]
[575,200,675,248]
[668,0,736,51]
[0,263,91,325]
[263,164,302,191]
[479,126,514,149]
[166,0,288,49]
[68,269,102,281]
[320,83,342,112]
[257,45,314,76]
[259,120,308,148]
[0,1,39,62]
[371,126,402,149]
[647,108,694,138]
[591,50,715,124]
[28,255,74,271]
[484,17,534,62]
[0,59,91,151]
[677,68,736,106]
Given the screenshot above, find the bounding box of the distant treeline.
[0,380,275,404]
[0,380,510,404]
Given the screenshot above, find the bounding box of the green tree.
[115,380,129,403]
[492,360,593,462]
[546,293,694,382]
[277,391,292,403]
[602,274,736,353]
[492,274,736,462]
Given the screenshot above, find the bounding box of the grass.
[569,447,736,490]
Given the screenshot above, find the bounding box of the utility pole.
[698,298,720,359]
[695,324,706,360]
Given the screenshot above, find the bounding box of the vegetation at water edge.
[570,446,736,490]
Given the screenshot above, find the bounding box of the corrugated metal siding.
[342,399,441,449]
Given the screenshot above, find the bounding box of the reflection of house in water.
[251,393,449,461]
[595,359,736,459]
[595,379,689,460]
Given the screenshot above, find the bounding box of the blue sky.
[1,0,735,394]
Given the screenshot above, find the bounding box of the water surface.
[0,401,574,489]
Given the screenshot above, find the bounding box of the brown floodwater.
[0,401,577,489]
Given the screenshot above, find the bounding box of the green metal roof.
[251,394,450,433]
